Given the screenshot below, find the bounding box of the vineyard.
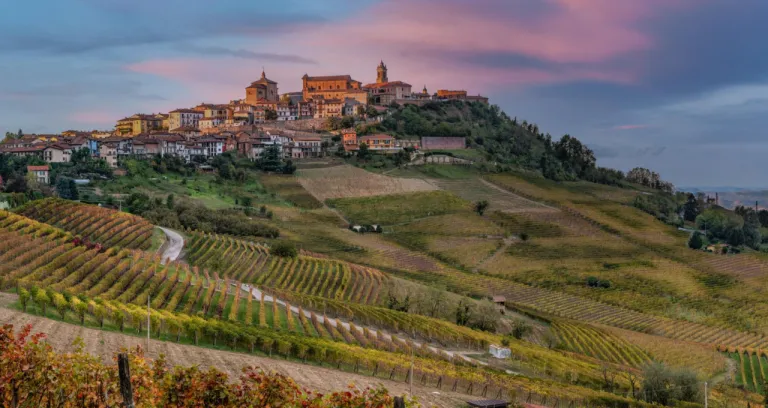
[16,198,153,250]
[9,282,640,405]
[429,178,555,214]
[726,348,768,394]
[327,190,470,225]
[260,174,323,209]
[184,232,389,306]
[296,165,437,201]
[552,321,652,368]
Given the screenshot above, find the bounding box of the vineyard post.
[704,381,708,408]
[147,292,150,352]
[409,345,414,397]
[118,353,135,408]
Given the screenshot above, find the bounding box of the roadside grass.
[149,227,167,254]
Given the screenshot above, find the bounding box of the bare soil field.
[297,165,437,201]
[0,295,465,407]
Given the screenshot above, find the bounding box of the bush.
[520,232,529,241]
[272,242,298,258]
[688,232,704,250]
[511,320,532,340]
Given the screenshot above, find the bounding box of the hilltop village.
[0,62,487,169]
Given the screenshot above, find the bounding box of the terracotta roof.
[27,165,49,172]
[303,74,354,81]
[363,81,412,89]
[0,145,46,153]
[359,134,394,141]
[169,108,201,114]
[45,144,71,151]
[170,126,200,132]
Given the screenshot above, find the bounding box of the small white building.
[489,344,511,359]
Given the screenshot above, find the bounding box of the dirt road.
[159,227,184,264]
[0,295,466,407]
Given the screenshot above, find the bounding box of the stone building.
[364,61,412,106]
[301,74,367,104]
[246,70,279,104]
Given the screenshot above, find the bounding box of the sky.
[1,0,766,189]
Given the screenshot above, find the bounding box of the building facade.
[245,70,279,104]
[169,109,203,131]
[301,74,367,104]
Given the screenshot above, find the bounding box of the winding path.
[159,227,184,264]
[237,283,484,365]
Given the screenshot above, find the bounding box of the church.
[363,61,413,106]
[245,70,279,104]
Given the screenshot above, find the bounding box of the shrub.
[520,232,529,241]
[688,232,704,250]
[272,242,298,258]
[511,320,532,340]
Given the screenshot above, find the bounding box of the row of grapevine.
[16,198,154,250]
[552,322,652,368]
[185,232,386,305]
[722,347,768,394]
[0,216,488,365]
[13,286,640,405]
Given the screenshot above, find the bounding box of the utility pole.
[704,381,708,408]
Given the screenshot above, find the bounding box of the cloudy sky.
[1,0,766,188]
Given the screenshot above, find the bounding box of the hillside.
[2,128,767,406]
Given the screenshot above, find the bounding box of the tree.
[511,319,531,339]
[743,210,762,249]
[357,143,370,160]
[265,109,277,121]
[272,242,298,258]
[474,200,489,216]
[683,193,701,222]
[688,231,704,250]
[281,159,296,175]
[642,362,701,405]
[55,177,79,200]
[258,145,283,173]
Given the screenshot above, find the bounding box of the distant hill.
[687,189,768,210]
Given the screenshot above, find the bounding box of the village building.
[288,135,323,158]
[98,143,118,168]
[43,144,71,163]
[358,134,396,151]
[364,61,413,106]
[301,74,368,104]
[27,165,50,184]
[115,114,164,136]
[168,109,203,131]
[245,70,279,104]
[313,98,344,119]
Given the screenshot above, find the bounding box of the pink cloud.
[124,0,693,103]
[613,124,648,130]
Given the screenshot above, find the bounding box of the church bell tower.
[376,60,388,84]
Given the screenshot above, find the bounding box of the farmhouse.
[358,134,396,151]
[27,165,50,184]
